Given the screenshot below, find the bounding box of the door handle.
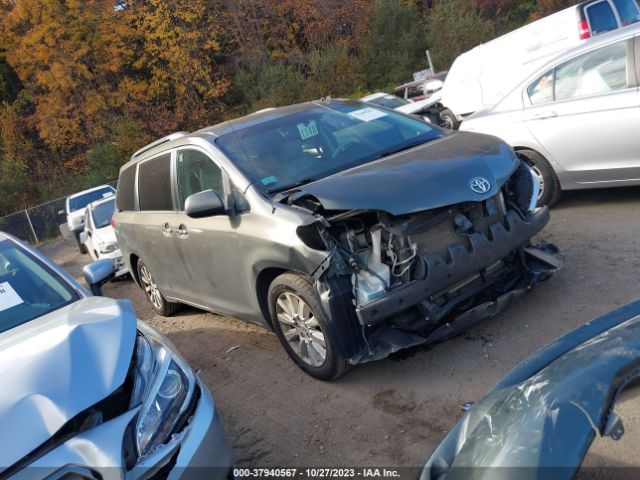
[530,110,558,120]
[161,222,173,237]
[176,224,189,239]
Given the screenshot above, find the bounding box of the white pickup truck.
[59,184,115,253]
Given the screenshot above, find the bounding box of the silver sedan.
[460,24,640,205]
[0,232,234,479]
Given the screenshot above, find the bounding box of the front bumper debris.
[356,207,553,326]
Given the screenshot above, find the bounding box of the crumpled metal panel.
[291,133,518,216]
[0,297,136,469]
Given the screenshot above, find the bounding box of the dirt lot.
[42,187,640,469]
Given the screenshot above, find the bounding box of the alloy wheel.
[275,291,327,367]
[530,164,545,200]
[140,265,163,310]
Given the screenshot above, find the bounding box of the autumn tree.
[0,0,136,170]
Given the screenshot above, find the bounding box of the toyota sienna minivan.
[113,99,561,380]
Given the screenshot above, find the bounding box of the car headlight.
[126,325,196,464]
[99,241,118,253]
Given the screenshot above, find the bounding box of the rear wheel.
[439,108,460,130]
[137,261,180,316]
[74,231,88,254]
[516,149,562,207]
[268,272,349,380]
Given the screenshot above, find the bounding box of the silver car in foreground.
[460,23,640,206]
[0,233,234,479]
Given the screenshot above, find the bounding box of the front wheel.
[516,149,562,207]
[268,273,349,380]
[439,108,460,130]
[137,260,180,316]
[74,231,88,254]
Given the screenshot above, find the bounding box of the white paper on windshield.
[0,281,23,311]
[297,120,319,140]
[347,107,387,122]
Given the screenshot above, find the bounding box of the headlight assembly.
[125,325,196,465]
[99,241,118,254]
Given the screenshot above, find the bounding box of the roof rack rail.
[132,131,189,158]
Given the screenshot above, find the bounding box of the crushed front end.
[297,161,561,364]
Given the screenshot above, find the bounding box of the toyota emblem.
[469,177,491,194]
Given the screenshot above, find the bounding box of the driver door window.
[176,149,224,210]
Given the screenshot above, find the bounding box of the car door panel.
[171,148,247,314]
[525,39,640,183]
[135,152,180,297]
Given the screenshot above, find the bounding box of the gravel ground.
[41,187,640,470]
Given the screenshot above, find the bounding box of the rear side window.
[586,1,618,34]
[138,153,174,211]
[612,0,640,25]
[554,41,628,100]
[527,41,629,104]
[116,165,137,211]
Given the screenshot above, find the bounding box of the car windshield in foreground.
[0,239,79,333]
[69,187,114,212]
[91,198,116,229]
[215,101,441,193]
[367,95,410,109]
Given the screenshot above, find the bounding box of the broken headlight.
[125,324,196,464]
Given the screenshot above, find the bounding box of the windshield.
[91,198,115,229]
[366,95,410,109]
[215,101,441,192]
[0,239,79,333]
[69,187,114,212]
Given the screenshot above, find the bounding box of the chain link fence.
[0,180,117,244]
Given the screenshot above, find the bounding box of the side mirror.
[185,189,225,218]
[424,79,444,94]
[83,259,116,296]
[79,231,89,244]
[58,209,66,216]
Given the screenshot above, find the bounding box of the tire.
[516,149,562,207]
[268,272,349,380]
[439,108,460,130]
[74,231,89,254]
[137,260,180,316]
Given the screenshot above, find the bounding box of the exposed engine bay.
[290,161,562,364]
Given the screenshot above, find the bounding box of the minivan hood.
[290,132,518,215]
[0,297,137,469]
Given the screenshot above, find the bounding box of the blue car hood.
[294,132,518,215]
[422,300,640,480]
[0,297,136,470]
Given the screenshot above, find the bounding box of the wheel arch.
[129,253,141,287]
[255,267,291,330]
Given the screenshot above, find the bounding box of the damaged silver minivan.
[113,99,561,380]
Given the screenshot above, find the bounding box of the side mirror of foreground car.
[83,258,116,296]
[185,189,226,218]
[79,231,89,244]
[58,209,66,216]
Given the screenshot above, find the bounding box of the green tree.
[426,0,496,71]
[361,0,427,88]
